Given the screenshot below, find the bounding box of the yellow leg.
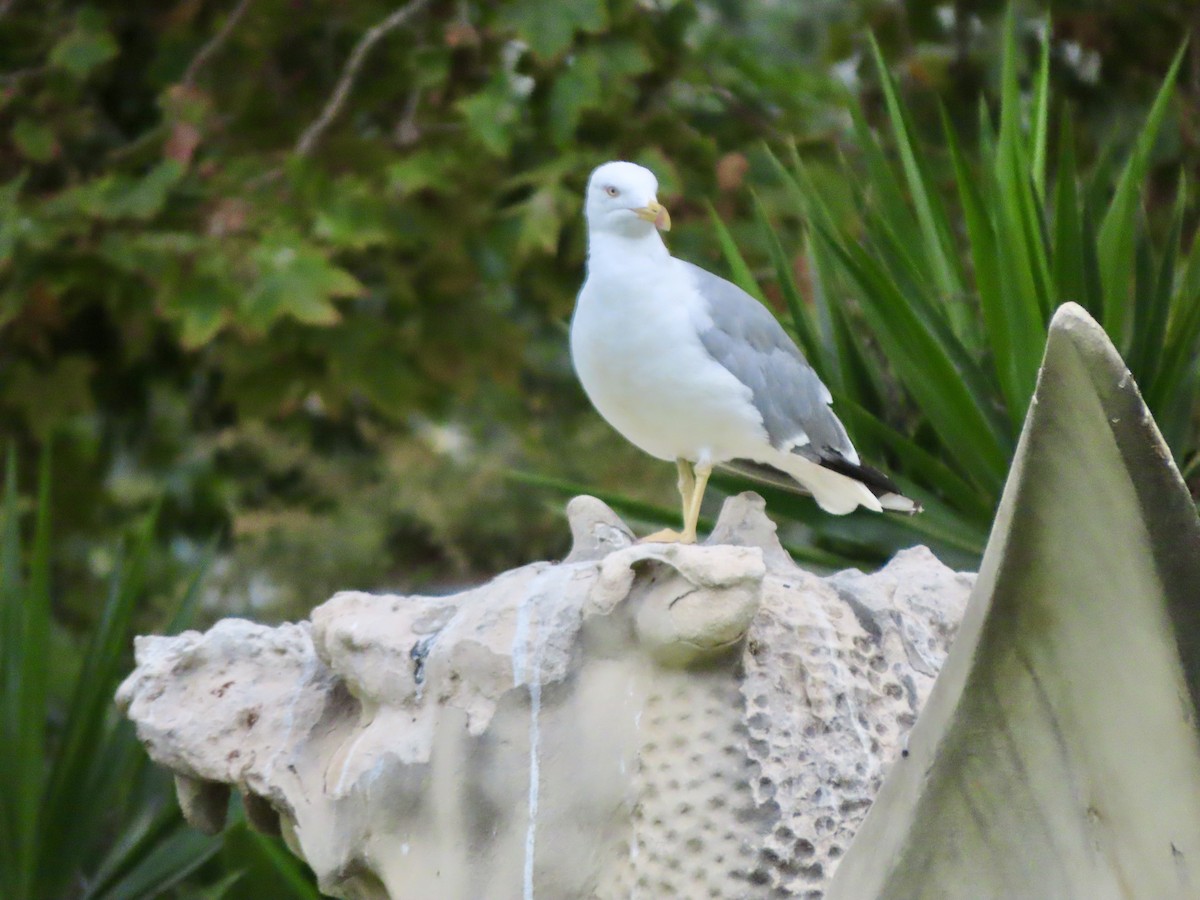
[675,458,696,512]
[680,461,711,543]
[641,459,698,544]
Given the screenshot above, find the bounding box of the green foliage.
[49,8,120,79]
[0,451,321,898]
[2,0,1197,600]
[736,16,1200,564]
[0,447,206,897]
[3,0,799,607]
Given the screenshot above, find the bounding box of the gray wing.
[683,260,857,464]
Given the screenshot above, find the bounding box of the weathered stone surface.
[119,301,1200,900]
[826,303,1200,899]
[117,494,971,899]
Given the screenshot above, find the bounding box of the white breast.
[570,257,770,464]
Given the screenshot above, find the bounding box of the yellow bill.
[634,200,671,232]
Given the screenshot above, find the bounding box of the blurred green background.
[2,0,1198,895]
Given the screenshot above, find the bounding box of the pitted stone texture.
[117,493,971,899]
[607,670,783,900]
[742,547,972,896]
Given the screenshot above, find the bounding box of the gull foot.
[639,528,696,545]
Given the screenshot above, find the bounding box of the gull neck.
[586,229,670,270]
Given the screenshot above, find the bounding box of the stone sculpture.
[117,494,970,898]
[119,303,1200,899]
[826,303,1200,899]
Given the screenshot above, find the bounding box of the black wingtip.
[818,453,901,495]
[721,455,923,515]
[819,453,922,514]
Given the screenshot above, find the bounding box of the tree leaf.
[313,179,390,250]
[514,186,565,256]
[812,223,1009,492]
[1051,112,1090,314]
[1096,43,1186,344]
[866,34,964,310]
[11,119,57,163]
[457,78,522,156]
[174,275,232,349]
[706,203,765,302]
[1030,19,1052,200]
[548,52,603,147]
[750,191,823,372]
[49,11,118,78]
[497,0,606,59]
[244,241,362,329]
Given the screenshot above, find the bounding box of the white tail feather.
[879,492,921,514]
[772,452,883,515]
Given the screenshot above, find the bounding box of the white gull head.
[584,161,671,239]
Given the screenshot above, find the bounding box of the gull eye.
[604,185,620,197]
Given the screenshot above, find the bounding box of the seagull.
[570,161,919,543]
